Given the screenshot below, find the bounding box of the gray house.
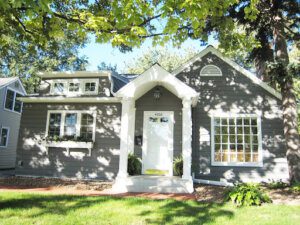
[0,77,26,169]
[16,46,289,193]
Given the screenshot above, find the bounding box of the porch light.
[153,87,162,100]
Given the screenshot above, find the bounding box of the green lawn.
[0,192,299,225]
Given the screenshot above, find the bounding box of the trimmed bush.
[268,180,288,189]
[127,153,142,175]
[227,183,271,206]
[291,183,300,193]
[173,156,183,176]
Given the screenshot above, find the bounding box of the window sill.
[44,141,94,156]
[211,162,263,167]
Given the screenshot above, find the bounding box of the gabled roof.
[110,73,138,93]
[115,64,199,106]
[0,77,27,94]
[172,45,282,100]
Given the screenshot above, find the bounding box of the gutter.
[18,96,121,103]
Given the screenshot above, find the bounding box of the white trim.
[0,126,10,148]
[115,64,199,106]
[172,45,282,100]
[18,96,121,103]
[193,178,234,187]
[0,77,27,95]
[210,113,263,167]
[200,64,222,76]
[38,71,111,78]
[142,111,174,176]
[45,110,96,141]
[3,87,24,114]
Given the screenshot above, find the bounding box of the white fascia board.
[172,46,282,100]
[116,64,199,104]
[18,96,121,103]
[38,71,111,79]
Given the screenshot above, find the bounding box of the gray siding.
[177,52,288,182]
[0,81,24,169]
[38,76,111,97]
[134,87,182,159]
[16,103,121,180]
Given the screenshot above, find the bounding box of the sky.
[79,35,218,73]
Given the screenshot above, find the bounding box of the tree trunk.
[273,12,300,183]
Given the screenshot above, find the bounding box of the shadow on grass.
[0,194,234,224]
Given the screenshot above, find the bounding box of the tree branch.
[13,15,35,35]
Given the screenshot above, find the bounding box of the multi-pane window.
[0,127,9,147]
[212,116,261,165]
[64,113,77,137]
[4,89,23,113]
[80,114,94,140]
[53,83,64,94]
[47,111,95,141]
[48,113,61,137]
[85,82,96,92]
[69,83,80,92]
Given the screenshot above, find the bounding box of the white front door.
[142,111,174,176]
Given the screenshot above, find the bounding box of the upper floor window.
[85,82,96,93]
[211,114,262,167]
[53,83,64,94]
[47,111,96,142]
[200,65,222,76]
[50,79,98,95]
[4,88,23,113]
[0,127,9,148]
[69,83,80,92]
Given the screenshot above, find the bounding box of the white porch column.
[116,97,135,179]
[182,98,193,181]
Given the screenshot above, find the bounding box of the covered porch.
[112,64,199,193]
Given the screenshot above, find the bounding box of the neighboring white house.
[0,77,26,169]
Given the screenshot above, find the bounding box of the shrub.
[173,156,183,176]
[127,153,142,175]
[227,183,271,206]
[268,180,288,189]
[291,183,300,193]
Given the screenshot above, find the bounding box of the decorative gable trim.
[0,77,27,95]
[172,46,282,100]
[200,65,222,77]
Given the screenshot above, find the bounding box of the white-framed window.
[211,114,263,167]
[4,88,23,113]
[46,110,96,141]
[200,65,222,76]
[49,79,99,95]
[84,82,97,93]
[68,82,80,93]
[0,127,10,148]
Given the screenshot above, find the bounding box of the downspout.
[192,174,234,187]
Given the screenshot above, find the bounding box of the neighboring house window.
[211,115,262,166]
[69,83,80,92]
[200,65,222,76]
[53,83,65,94]
[0,127,9,148]
[4,88,23,113]
[47,111,96,141]
[85,82,96,92]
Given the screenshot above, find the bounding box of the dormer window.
[53,83,65,94]
[85,82,96,92]
[69,83,80,92]
[200,65,222,76]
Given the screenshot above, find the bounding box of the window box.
[44,141,94,156]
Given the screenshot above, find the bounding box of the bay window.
[211,114,262,166]
[47,111,96,141]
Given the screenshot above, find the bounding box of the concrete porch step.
[113,175,194,194]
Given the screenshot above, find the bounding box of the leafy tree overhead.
[124,46,198,74]
[97,62,117,73]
